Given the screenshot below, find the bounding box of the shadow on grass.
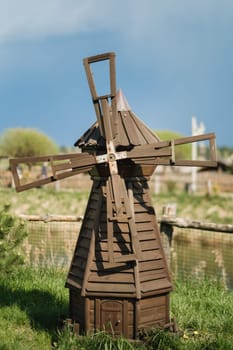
[0,283,68,333]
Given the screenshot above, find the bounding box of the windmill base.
[68,288,171,339]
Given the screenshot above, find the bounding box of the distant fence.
[160,216,233,289]
[19,214,83,268]
[19,214,233,288]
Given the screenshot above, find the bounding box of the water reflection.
[171,229,233,289]
[23,222,233,289]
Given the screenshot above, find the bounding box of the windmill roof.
[75,89,160,149]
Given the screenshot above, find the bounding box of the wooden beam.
[159,217,233,233]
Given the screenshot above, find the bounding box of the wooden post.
[159,204,176,267]
[191,116,205,193]
[160,222,173,268]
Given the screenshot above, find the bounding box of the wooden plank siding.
[66,176,172,299]
[138,294,170,330]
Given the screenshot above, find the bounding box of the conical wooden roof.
[75,90,160,149]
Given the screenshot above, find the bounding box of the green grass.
[1,187,232,224]
[0,266,68,350]
[171,278,233,349]
[151,192,233,224]
[1,266,233,349]
[0,187,90,216]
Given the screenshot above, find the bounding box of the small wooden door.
[100,300,123,335]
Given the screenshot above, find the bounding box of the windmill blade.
[83,53,141,262]
[96,93,142,262]
[10,152,96,192]
[106,174,142,263]
[83,52,118,140]
[127,133,217,167]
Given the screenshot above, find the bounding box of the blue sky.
[0,0,232,148]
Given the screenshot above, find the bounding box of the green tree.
[155,129,192,160]
[0,128,59,157]
[0,205,27,275]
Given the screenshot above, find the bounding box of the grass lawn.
[0,266,233,349]
[1,187,232,224]
[0,188,232,348]
[0,267,68,350]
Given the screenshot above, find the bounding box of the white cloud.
[0,0,232,75]
[0,0,118,42]
[0,0,232,47]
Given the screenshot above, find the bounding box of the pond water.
[24,221,233,289]
[171,228,233,289]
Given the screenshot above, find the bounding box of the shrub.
[0,128,59,157]
[0,204,27,275]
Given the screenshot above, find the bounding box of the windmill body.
[66,90,173,337]
[10,52,217,339]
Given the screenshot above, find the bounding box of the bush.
[0,128,59,157]
[0,204,27,275]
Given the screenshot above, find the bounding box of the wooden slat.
[130,113,161,144]
[133,260,141,299]
[138,231,157,241]
[77,238,92,250]
[97,232,131,243]
[141,279,172,293]
[140,240,160,251]
[95,248,162,263]
[135,212,154,223]
[76,121,98,147]
[90,260,133,272]
[100,98,114,143]
[69,266,85,279]
[75,248,89,259]
[68,272,83,286]
[70,259,87,270]
[88,191,101,202]
[129,145,171,159]
[140,269,167,283]
[140,306,166,323]
[86,282,135,293]
[117,112,131,146]
[173,132,215,145]
[86,208,99,220]
[131,198,147,206]
[10,152,95,192]
[88,272,134,283]
[81,188,103,296]
[122,111,145,146]
[140,251,162,260]
[106,178,114,262]
[52,153,95,172]
[140,295,166,308]
[136,222,154,231]
[84,221,96,230]
[99,221,148,237]
[133,202,154,213]
[121,110,142,145]
[10,152,88,164]
[96,241,132,252]
[66,277,82,290]
[83,56,103,133]
[94,251,134,262]
[139,260,164,272]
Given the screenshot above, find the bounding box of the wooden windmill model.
[10,52,217,339]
